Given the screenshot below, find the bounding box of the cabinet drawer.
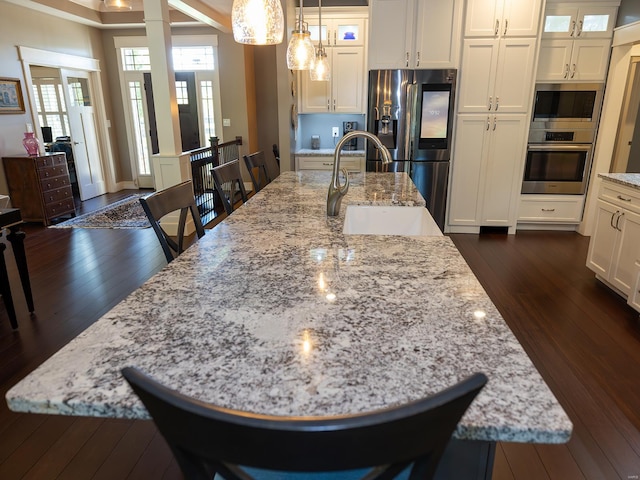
[43,186,73,206]
[40,174,71,193]
[600,183,640,215]
[38,164,69,180]
[34,154,67,169]
[518,195,584,223]
[296,156,363,172]
[45,198,75,219]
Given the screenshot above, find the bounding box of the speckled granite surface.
[599,173,640,190]
[6,171,572,444]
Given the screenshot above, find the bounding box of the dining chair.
[211,159,249,215]
[272,144,280,168]
[139,180,205,264]
[242,151,275,193]
[122,366,487,480]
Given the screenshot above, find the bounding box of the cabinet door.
[332,47,365,113]
[537,39,573,81]
[480,115,527,226]
[493,38,536,113]
[300,71,330,113]
[413,0,462,68]
[610,209,640,296]
[458,39,499,113]
[570,39,611,81]
[464,0,503,37]
[502,0,543,37]
[576,6,617,39]
[329,18,366,46]
[586,199,619,278]
[628,262,640,313]
[542,6,577,38]
[448,115,490,226]
[368,0,414,69]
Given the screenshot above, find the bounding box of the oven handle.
[527,143,593,153]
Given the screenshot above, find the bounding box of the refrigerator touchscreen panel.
[418,84,452,150]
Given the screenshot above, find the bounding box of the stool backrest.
[211,159,248,215]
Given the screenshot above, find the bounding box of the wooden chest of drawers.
[2,153,76,225]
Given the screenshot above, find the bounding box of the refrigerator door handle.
[406,82,418,160]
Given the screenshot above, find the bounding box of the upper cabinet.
[368,0,463,69]
[537,2,619,82]
[542,5,617,39]
[464,0,543,37]
[298,8,367,114]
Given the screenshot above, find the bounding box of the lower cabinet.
[295,155,364,173]
[629,261,640,313]
[586,181,640,297]
[518,194,585,224]
[448,114,527,231]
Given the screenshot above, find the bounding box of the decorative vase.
[22,132,40,156]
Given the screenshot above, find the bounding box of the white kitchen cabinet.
[457,38,536,113]
[537,38,611,81]
[518,194,585,224]
[295,155,364,173]
[464,0,543,37]
[628,261,640,314]
[448,114,527,230]
[307,15,366,47]
[587,181,640,297]
[368,0,462,69]
[542,5,617,39]
[299,47,365,114]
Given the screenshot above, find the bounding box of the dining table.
[6,171,572,478]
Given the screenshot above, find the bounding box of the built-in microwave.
[529,83,604,143]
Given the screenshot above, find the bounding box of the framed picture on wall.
[0,78,25,114]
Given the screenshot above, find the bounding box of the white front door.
[62,69,106,201]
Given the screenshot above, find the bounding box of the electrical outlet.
[332,127,340,138]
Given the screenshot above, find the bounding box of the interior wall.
[0,1,106,197]
[617,0,640,26]
[254,46,281,165]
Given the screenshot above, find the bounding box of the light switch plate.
[223,118,231,127]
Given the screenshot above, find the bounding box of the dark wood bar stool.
[0,208,35,329]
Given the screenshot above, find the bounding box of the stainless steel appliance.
[366,69,456,230]
[524,82,603,194]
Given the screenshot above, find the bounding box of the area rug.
[50,194,151,229]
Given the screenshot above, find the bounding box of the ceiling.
[7,0,368,31]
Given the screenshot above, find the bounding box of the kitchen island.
[6,171,571,477]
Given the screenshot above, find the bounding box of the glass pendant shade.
[286,30,316,70]
[310,48,330,81]
[104,0,132,11]
[231,0,284,45]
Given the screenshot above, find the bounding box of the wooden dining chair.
[211,159,248,215]
[243,151,274,194]
[122,366,487,480]
[139,180,205,263]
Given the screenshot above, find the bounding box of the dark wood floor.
[0,194,639,479]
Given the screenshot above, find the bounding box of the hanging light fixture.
[104,0,133,11]
[310,0,330,81]
[231,0,284,45]
[286,0,316,70]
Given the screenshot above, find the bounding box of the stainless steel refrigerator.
[366,69,457,231]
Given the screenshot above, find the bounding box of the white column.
[144,0,194,235]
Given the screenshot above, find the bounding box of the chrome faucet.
[327,130,392,216]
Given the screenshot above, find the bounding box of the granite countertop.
[6,171,572,444]
[599,172,640,190]
[296,148,365,156]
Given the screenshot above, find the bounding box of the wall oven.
[522,143,592,194]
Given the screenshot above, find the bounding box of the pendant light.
[231,0,284,45]
[286,0,316,70]
[104,0,132,10]
[310,0,330,81]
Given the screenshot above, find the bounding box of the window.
[32,79,70,139]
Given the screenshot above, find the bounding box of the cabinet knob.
[488,96,492,111]
[570,20,576,36]
[416,51,420,67]
[577,20,583,37]
[571,64,576,78]
[495,97,499,111]
[503,19,508,35]
[495,19,499,36]
[564,64,569,79]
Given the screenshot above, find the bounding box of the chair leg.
[0,243,18,329]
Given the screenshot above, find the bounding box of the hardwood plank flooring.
[0,196,639,479]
